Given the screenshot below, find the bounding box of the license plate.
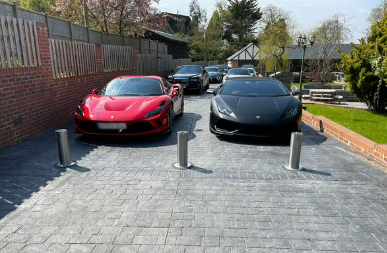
[97,123,127,130]
[179,79,188,84]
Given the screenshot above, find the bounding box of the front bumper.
[209,112,301,137]
[74,114,169,136]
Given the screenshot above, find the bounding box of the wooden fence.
[159,54,173,72]
[137,54,157,75]
[0,15,40,68]
[49,39,97,78]
[103,44,133,72]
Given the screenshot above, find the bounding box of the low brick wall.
[302,110,387,167]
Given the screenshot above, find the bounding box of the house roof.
[147,29,190,44]
[287,44,354,60]
[227,43,260,61]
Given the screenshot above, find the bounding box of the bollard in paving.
[55,129,75,167]
[284,132,304,171]
[174,131,192,169]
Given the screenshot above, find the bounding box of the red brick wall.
[0,22,170,149]
[302,110,387,167]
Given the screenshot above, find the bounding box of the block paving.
[1,89,387,252]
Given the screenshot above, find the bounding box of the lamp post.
[272,50,281,79]
[297,34,315,101]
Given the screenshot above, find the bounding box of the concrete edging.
[302,109,387,167]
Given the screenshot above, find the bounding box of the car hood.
[83,95,167,121]
[220,95,294,115]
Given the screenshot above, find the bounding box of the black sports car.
[205,66,223,83]
[168,65,210,94]
[207,77,302,137]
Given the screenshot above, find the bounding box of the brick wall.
[0,23,169,150]
[302,110,387,166]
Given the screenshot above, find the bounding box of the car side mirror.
[172,89,178,96]
[92,89,98,94]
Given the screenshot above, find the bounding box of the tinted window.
[227,68,250,75]
[220,80,290,97]
[100,77,163,96]
[176,66,201,74]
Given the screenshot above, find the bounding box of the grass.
[305,104,387,144]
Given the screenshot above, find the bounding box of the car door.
[163,78,182,113]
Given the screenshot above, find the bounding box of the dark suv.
[168,65,210,94]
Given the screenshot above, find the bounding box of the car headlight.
[76,102,86,117]
[190,78,199,82]
[145,106,163,118]
[283,106,299,117]
[217,104,233,115]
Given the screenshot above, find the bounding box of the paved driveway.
[1,87,387,252]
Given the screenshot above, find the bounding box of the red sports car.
[74,76,184,135]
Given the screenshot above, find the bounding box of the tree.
[309,14,352,83]
[257,5,292,72]
[339,15,387,112]
[367,0,387,27]
[53,0,167,36]
[224,0,262,43]
[5,0,56,13]
[189,0,207,34]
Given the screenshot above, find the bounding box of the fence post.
[68,20,73,41]
[86,26,90,43]
[45,13,51,38]
[12,1,18,18]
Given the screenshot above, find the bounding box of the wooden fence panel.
[102,44,133,72]
[49,39,97,78]
[137,54,157,75]
[159,55,173,72]
[0,15,40,68]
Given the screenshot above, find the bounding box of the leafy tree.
[5,0,56,13]
[54,0,167,36]
[339,14,387,112]
[224,0,262,42]
[257,5,292,72]
[206,10,222,41]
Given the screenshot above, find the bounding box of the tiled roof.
[148,29,190,44]
[287,44,354,60]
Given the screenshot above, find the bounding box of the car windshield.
[242,65,254,69]
[205,67,219,72]
[99,77,164,96]
[176,66,201,74]
[247,69,255,74]
[220,80,290,97]
[227,68,250,75]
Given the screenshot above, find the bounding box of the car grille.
[215,119,299,136]
[173,78,189,84]
[79,121,158,134]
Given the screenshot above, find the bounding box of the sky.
[155,0,382,43]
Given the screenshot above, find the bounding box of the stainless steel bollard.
[55,129,75,167]
[284,132,304,171]
[174,131,192,168]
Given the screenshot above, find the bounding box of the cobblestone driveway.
[1,89,387,252]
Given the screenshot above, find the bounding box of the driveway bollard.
[174,131,192,169]
[55,129,75,167]
[284,132,304,171]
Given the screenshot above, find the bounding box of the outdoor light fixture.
[297,34,315,101]
[272,50,281,79]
